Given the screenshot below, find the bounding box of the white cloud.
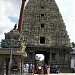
[0,1,5,15]
[56,0,66,15]
[74,0,75,42]
[3,0,21,18]
[0,0,30,41]
[0,0,21,41]
[56,0,75,42]
[66,16,74,42]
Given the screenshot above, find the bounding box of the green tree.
[71,42,75,48]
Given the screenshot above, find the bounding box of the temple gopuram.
[21,0,72,73]
[0,0,73,74]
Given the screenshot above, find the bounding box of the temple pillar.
[6,59,9,75]
[0,57,5,75]
[33,51,35,70]
[49,51,51,64]
[15,56,23,75]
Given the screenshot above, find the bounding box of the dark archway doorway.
[34,51,50,71]
[35,51,50,65]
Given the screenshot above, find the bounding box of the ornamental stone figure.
[13,24,17,30]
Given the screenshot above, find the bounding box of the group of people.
[55,65,60,73]
[35,64,50,74]
[23,63,60,74]
[35,64,60,74]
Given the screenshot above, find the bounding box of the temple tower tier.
[0,28,26,75]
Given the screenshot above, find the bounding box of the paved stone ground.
[4,73,75,75]
[35,73,75,75]
[34,73,75,75]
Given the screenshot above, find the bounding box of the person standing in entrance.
[26,63,29,75]
[56,65,60,73]
[47,64,50,75]
[44,64,47,74]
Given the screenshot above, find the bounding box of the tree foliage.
[72,42,75,48]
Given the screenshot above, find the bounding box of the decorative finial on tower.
[18,0,26,33]
[13,24,17,30]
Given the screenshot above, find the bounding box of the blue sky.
[0,0,75,43]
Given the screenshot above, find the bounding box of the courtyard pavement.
[4,73,75,75]
[34,73,75,75]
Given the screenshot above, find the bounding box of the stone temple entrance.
[24,45,72,72]
[35,51,50,65]
[20,0,72,72]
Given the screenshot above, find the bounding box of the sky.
[0,0,75,43]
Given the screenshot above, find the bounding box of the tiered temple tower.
[22,0,72,72]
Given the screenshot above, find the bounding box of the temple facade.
[21,0,72,72]
[0,25,26,75]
